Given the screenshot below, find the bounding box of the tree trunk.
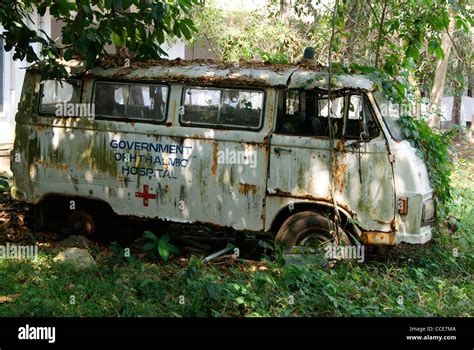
[468,74,473,143]
[429,17,456,128]
[374,0,388,69]
[342,0,360,65]
[280,0,289,21]
[452,94,462,125]
[468,73,473,98]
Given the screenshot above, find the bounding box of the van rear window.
[39,80,82,115]
[94,82,168,122]
[181,87,263,129]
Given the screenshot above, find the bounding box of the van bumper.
[395,225,432,244]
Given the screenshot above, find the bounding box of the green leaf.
[156,29,165,44]
[63,49,73,61]
[143,231,157,241]
[112,32,122,47]
[168,244,180,254]
[179,22,192,40]
[206,283,220,300]
[38,3,48,16]
[143,242,155,251]
[157,240,170,261]
[434,46,445,60]
[172,25,181,38]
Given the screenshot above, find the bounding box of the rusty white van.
[10,59,435,248]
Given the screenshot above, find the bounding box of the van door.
[267,90,395,232]
[168,86,270,232]
[94,84,270,232]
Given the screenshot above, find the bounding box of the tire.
[67,210,95,237]
[275,211,350,248]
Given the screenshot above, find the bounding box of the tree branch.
[374,0,388,68]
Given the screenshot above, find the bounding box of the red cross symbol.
[135,184,157,207]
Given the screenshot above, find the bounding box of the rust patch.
[268,188,353,214]
[238,183,258,195]
[172,100,176,118]
[334,139,346,153]
[212,142,218,176]
[333,162,347,191]
[332,139,347,191]
[170,136,185,147]
[360,231,396,246]
[35,160,69,171]
[96,56,295,72]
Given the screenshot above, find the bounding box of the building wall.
[0,12,51,144]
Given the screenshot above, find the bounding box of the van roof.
[30,58,377,91]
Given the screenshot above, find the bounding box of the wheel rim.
[294,227,338,248]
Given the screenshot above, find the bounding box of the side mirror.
[360,131,370,141]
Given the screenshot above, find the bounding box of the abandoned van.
[10,59,435,249]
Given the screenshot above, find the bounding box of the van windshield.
[373,91,407,141]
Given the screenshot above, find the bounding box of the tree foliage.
[193,0,472,101]
[0,0,199,79]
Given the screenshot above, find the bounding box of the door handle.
[346,141,361,149]
[274,147,292,155]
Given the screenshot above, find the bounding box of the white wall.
[162,40,186,60]
[0,12,52,143]
[441,96,474,125]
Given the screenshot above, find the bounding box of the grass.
[0,159,472,317]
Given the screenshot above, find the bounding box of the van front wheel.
[275,211,350,248]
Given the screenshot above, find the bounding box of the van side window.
[39,80,82,115]
[94,82,168,121]
[182,88,220,124]
[276,90,311,135]
[181,87,263,129]
[314,95,345,138]
[345,94,379,139]
[276,90,379,140]
[286,90,300,116]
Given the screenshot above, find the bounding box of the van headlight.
[422,198,436,224]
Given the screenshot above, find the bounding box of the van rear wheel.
[276,211,350,249]
[67,210,95,237]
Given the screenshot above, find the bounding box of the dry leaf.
[0,293,20,303]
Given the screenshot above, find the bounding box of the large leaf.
[143,242,155,251]
[157,240,170,261]
[157,236,180,261]
[143,231,157,241]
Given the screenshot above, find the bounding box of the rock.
[54,248,96,269]
[447,216,458,235]
[57,235,91,250]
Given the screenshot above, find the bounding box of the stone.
[57,235,91,250]
[54,248,96,269]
